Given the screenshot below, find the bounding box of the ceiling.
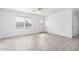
[5,8,71,16]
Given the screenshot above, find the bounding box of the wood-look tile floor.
[0,33,79,51]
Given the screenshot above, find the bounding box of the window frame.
[15,15,32,29]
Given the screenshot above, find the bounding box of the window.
[16,16,24,29]
[25,17,32,28]
[40,19,44,24]
[15,16,32,29]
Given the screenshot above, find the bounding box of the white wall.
[0,9,45,38]
[45,9,72,38]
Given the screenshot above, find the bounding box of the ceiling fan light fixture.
[32,8,42,13]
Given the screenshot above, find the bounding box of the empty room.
[0,8,79,51]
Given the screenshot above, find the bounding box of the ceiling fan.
[32,8,45,13]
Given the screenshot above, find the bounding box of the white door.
[73,16,79,36]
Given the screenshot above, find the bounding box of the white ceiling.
[5,8,70,16]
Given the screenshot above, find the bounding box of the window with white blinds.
[15,16,32,29]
